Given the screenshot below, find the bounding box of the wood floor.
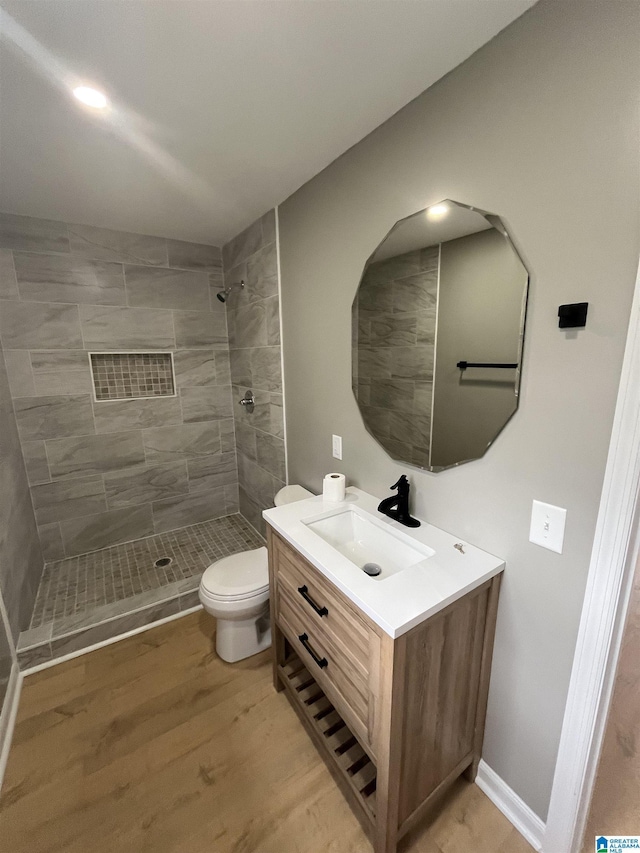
[0,612,534,853]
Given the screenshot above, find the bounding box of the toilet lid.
[274,484,315,506]
[201,547,269,601]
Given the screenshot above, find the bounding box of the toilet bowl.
[199,485,314,663]
[199,547,271,663]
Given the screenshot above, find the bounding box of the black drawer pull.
[297,585,328,617]
[298,633,328,669]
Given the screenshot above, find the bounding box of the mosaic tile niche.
[91,352,175,401]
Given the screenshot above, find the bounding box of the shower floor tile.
[27,514,264,637]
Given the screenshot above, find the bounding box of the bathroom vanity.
[264,489,504,853]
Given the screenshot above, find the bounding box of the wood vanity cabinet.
[267,526,502,853]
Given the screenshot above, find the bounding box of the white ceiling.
[0,1,535,246]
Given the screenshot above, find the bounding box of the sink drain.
[362,562,382,577]
[154,557,172,568]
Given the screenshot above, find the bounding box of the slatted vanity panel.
[279,655,378,832]
[267,526,502,853]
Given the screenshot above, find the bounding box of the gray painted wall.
[0,305,43,641]
[0,213,238,561]
[278,0,640,820]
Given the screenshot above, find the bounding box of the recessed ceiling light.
[73,86,108,109]
[427,203,448,219]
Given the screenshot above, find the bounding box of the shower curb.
[16,587,200,669]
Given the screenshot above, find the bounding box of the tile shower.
[0,208,283,668]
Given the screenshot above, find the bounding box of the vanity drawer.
[276,579,372,743]
[272,534,371,677]
[270,531,383,751]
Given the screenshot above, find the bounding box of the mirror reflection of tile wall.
[354,245,437,467]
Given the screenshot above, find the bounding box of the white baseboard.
[476,759,545,852]
[0,663,23,793]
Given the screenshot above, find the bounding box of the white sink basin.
[303,507,435,580]
[264,487,505,637]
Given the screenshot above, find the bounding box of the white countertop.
[263,487,504,638]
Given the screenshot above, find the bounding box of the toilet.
[199,485,314,663]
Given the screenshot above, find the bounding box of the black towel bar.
[457,361,518,370]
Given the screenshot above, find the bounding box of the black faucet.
[377,475,421,528]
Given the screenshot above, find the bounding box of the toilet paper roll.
[323,472,346,502]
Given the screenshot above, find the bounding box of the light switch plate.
[529,500,567,554]
[332,434,343,460]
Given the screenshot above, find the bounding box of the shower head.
[217,280,245,303]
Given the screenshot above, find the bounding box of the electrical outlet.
[529,500,567,554]
[332,434,342,460]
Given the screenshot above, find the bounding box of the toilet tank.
[274,485,315,506]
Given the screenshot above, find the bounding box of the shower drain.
[154,557,172,568]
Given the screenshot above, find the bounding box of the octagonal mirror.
[352,200,529,471]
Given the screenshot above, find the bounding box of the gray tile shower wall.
[0,336,44,641]
[223,209,285,535]
[0,212,238,561]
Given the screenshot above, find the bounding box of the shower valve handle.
[238,390,255,413]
